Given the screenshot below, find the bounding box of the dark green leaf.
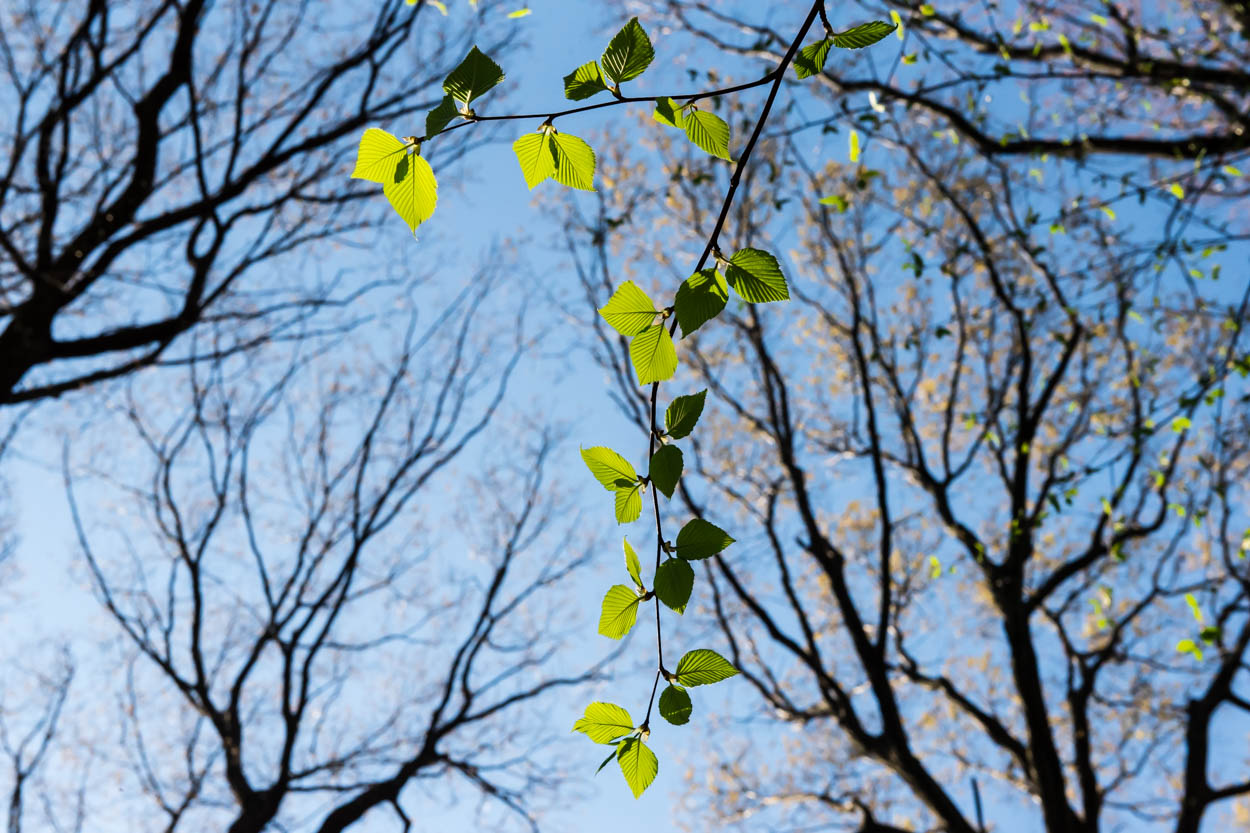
[598,585,642,639]
[793,38,832,79]
[599,281,658,337]
[601,18,654,83]
[726,248,789,303]
[833,20,897,49]
[564,61,609,100]
[653,558,693,614]
[630,324,678,385]
[616,737,658,798]
[573,702,634,744]
[674,269,728,338]
[649,445,683,499]
[676,518,734,560]
[665,390,707,440]
[674,648,739,686]
[653,96,685,128]
[581,447,638,491]
[658,685,692,725]
[684,110,731,160]
[443,46,505,104]
[425,94,459,138]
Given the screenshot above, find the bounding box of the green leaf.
[581,446,638,491]
[564,61,610,100]
[601,17,654,83]
[443,46,505,105]
[793,38,832,79]
[624,538,643,591]
[725,248,789,303]
[507,7,531,18]
[1176,638,1203,661]
[616,737,658,799]
[1200,625,1221,644]
[832,20,897,49]
[849,129,861,163]
[383,152,438,235]
[425,95,459,138]
[630,324,678,385]
[351,128,409,184]
[653,96,685,129]
[674,648,739,686]
[676,518,734,560]
[653,558,693,614]
[674,269,728,338]
[573,702,634,744]
[599,281,658,337]
[595,746,620,774]
[665,390,707,440]
[649,445,683,499]
[598,584,642,639]
[819,194,850,212]
[550,131,596,191]
[658,685,692,725]
[615,484,644,524]
[684,110,731,161]
[513,132,555,189]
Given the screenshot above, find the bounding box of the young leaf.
[616,737,658,799]
[653,558,693,614]
[674,648,739,686]
[573,702,635,744]
[653,96,685,128]
[624,538,643,591]
[599,281,658,337]
[676,518,735,560]
[684,110,732,161]
[630,324,678,385]
[793,38,832,79]
[658,685,692,725]
[351,128,409,184]
[550,131,597,190]
[425,94,459,138]
[849,129,861,162]
[598,584,642,639]
[564,61,609,100]
[725,248,789,303]
[615,484,644,524]
[674,269,728,338]
[595,746,620,774]
[665,390,707,440]
[383,152,438,235]
[581,446,638,491]
[513,132,555,188]
[443,46,504,104]
[832,20,898,49]
[601,17,654,83]
[649,445,683,499]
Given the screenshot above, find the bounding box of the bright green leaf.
[624,538,643,591]
[573,702,634,744]
[513,132,555,188]
[598,584,642,639]
[674,648,739,686]
[674,268,728,338]
[833,20,897,49]
[507,7,531,18]
[653,96,685,129]
[684,110,732,161]
[1172,416,1192,433]
[793,38,832,79]
[383,152,438,235]
[819,194,850,212]
[649,445,683,499]
[581,446,638,491]
[653,558,693,614]
[849,128,861,162]
[425,95,460,138]
[616,737,658,799]
[891,9,905,39]
[550,131,596,190]
[615,484,643,524]
[564,61,609,100]
[351,128,409,184]
[665,390,707,440]
[658,685,692,725]
[630,324,678,385]
[599,281,658,337]
[1185,593,1204,623]
[443,46,505,104]
[601,17,654,83]
[1169,182,1185,199]
[676,518,735,560]
[726,248,789,303]
[1176,638,1203,661]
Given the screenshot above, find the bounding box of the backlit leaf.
[630,324,678,385]
[676,518,734,560]
[598,584,642,639]
[581,446,638,491]
[616,737,658,798]
[383,152,438,235]
[726,248,789,303]
[615,484,643,524]
[564,61,609,100]
[550,132,596,190]
[674,269,728,338]
[653,96,685,128]
[443,46,504,104]
[425,95,459,138]
[833,20,897,49]
[513,132,555,189]
[658,685,692,725]
[624,538,643,591]
[793,38,832,79]
[351,128,409,184]
[573,702,634,744]
[601,18,654,83]
[674,648,739,686]
[599,281,658,336]
[665,390,707,440]
[684,110,731,160]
